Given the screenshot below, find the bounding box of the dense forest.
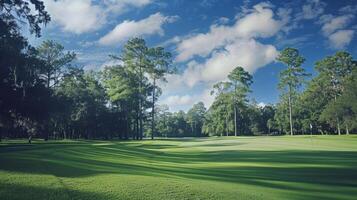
[1,0,357,142]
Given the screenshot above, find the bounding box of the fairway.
[1,136,357,200]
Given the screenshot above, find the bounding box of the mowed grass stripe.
[1,136,357,200]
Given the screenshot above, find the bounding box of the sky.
[28,0,357,112]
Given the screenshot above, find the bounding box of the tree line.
[204,48,357,136]
[1,1,356,142]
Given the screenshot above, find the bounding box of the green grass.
[1,136,357,200]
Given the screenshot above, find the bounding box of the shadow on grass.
[1,140,357,198]
[0,182,109,200]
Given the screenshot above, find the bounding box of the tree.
[155,105,170,137]
[204,67,252,136]
[102,65,138,139]
[276,48,309,135]
[249,104,276,135]
[148,47,173,139]
[186,102,207,136]
[120,38,152,139]
[56,68,108,139]
[37,40,76,89]
[209,81,232,136]
[320,67,357,134]
[0,0,50,37]
[315,51,356,135]
[227,67,253,136]
[296,75,332,135]
[35,40,76,140]
[0,0,50,140]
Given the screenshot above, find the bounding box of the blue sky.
[29,0,357,112]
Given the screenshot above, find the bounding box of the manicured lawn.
[1,136,357,200]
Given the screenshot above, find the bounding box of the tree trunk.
[139,114,143,140]
[337,122,341,135]
[28,134,32,144]
[288,85,293,136]
[346,124,349,135]
[125,116,129,140]
[234,105,237,136]
[226,115,229,136]
[333,88,341,135]
[139,60,144,140]
[151,79,156,140]
[136,116,140,140]
[47,70,51,89]
[44,132,49,141]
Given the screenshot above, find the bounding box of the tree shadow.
[0,182,110,200]
[1,140,357,199]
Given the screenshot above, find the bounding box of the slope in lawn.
[1,136,357,200]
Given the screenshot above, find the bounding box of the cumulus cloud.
[318,13,355,49]
[216,17,230,24]
[297,0,326,20]
[321,15,353,36]
[159,2,288,111]
[328,30,354,49]
[160,35,279,111]
[161,95,194,107]
[168,2,282,89]
[160,89,215,112]
[99,13,177,46]
[184,39,278,86]
[169,38,277,90]
[175,2,288,62]
[43,0,154,34]
[104,0,153,13]
[44,0,105,34]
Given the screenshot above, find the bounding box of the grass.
[1,135,357,200]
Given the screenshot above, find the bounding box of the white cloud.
[321,15,353,36]
[328,30,354,49]
[176,39,277,87]
[160,88,215,112]
[161,95,194,107]
[168,2,282,89]
[318,13,355,49]
[83,59,124,71]
[43,0,155,34]
[216,17,230,24]
[175,2,288,62]
[104,0,153,12]
[159,2,288,111]
[99,13,177,46]
[257,102,266,108]
[276,35,312,48]
[200,39,277,82]
[297,0,325,20]
[160,39,278,111]
[339,5,357,14]
[44,0,105,34]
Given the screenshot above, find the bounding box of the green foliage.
[36,40,76,88]
[276,47,309,135]
[291,51,357,135]
[0,0,50,140]
[2,1,357,140]
[186,102,207,136]
[0,0,50,37]
[204,67,253,136]
[320,68,357,132]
